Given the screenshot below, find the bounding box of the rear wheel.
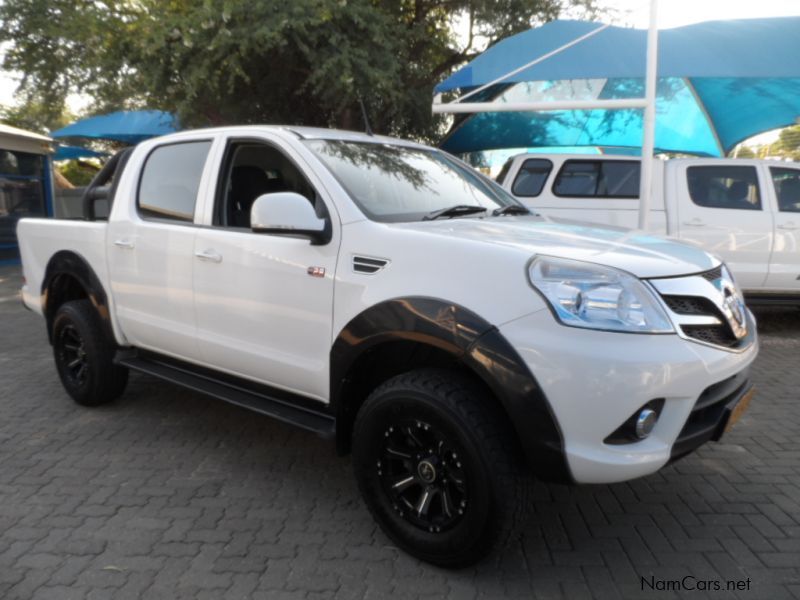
[352,369,530,567]
[52,300,128,406]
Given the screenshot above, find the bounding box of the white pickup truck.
[497,154,800,301]
[18,126,757,566]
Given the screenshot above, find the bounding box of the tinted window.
[770,167,800,213]
[687,166,761,210]
[215,142,320,228]
[138,141,211,222]
[553,160,640,198]
[0,150,46,253]
[511,158,552,197]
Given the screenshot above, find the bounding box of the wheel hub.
[417,459,437,483]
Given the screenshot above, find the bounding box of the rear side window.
[770,167,800,213]
[511,158,553,197]
[495,159,513,185]
[553,160,640,198]
[138,141,212,222]
[687,166,761,210]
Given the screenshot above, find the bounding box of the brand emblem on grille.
[717,270,748,340]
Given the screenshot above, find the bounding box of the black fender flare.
[41,250,115,343]
[330,297,572,483]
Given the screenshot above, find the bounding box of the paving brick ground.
[0,264,798,600]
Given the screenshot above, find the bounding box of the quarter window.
[511,158,553,197]
[686,166,761,210]
[553,160,640,198]
[138,141,211,222]
[770,167,800,213]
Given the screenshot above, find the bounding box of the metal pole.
[433,98,648,114]
[638,0,659,230]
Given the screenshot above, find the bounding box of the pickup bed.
[18,126,758,566]
[498,153,800,302]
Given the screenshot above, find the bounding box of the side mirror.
[250,192,329,244]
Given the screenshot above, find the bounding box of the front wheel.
[52,300,128,406]
[352,369,530,567]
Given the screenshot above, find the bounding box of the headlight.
[529,256,674,333]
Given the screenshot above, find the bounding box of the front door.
[107,139,214,360]
[766,166,800,291]
[675,163,774,290]
[192,137,338,401]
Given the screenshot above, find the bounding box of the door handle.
[682,218,706,227]
[777,222,798,230]
[113,239,135,249]
[194,249,223,263]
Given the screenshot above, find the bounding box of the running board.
[114,350,336,439]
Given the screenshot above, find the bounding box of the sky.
[1,0,799,142]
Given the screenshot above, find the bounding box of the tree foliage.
[1,0,597,141]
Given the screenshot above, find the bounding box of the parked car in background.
[497,154,800,302]
[18,127,757,566]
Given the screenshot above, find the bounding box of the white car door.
[192,134,339,401]
[675,162,774,290]
[107,138,215,360]
[765,165,800,291]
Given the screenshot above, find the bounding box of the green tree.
[774,125,800,161]
[0,0,597,141]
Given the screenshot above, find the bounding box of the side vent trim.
[352,255,389,275]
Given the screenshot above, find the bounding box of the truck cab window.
[215,142,319,228]
[770,167,800,213]
[511,158,552,197]
[137,141,211,222]
[687,166,761,210]
[553,160,640,198]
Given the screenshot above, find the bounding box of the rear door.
[675,163,773,290]
[107,137,216,359]
[765,166,800,291]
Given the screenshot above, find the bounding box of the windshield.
[304,140,520,222]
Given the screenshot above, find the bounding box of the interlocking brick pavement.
[1,265,798,599]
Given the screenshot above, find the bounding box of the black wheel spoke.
[391,475,416,492]
[379,418,468,533]
[385,446,412,460]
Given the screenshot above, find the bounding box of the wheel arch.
[330,297,572,483]
[41,250,114,344]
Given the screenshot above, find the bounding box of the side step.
[114,350,336,439]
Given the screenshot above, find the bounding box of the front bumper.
[499,309,758,484]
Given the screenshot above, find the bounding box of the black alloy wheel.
[378,418,468,534]
[353,369,530,567]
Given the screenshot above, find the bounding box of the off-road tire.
[52,299,128,406]
[352,368,531,567]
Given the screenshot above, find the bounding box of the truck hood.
[391,215,719,279]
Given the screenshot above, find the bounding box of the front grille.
[681,324,738,348]
[700,265,723,282]
[671,369,751,460]
[662,295,718,315]
[650,265,752,351]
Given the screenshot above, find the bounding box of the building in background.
[0,123,54,263]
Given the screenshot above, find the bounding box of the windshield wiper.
[492,204,531,216]
[423,205,488,221]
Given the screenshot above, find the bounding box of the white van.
[497,154,800,300]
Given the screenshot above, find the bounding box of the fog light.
[635,408,658,439]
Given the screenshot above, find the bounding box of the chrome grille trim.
[647,265,754,352]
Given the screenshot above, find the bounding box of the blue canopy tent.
[53,145,108,161]
[434,17,800,157]
[50,110,178,144]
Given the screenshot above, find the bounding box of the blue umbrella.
[50,110,179,144]
[435,17,800,156]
